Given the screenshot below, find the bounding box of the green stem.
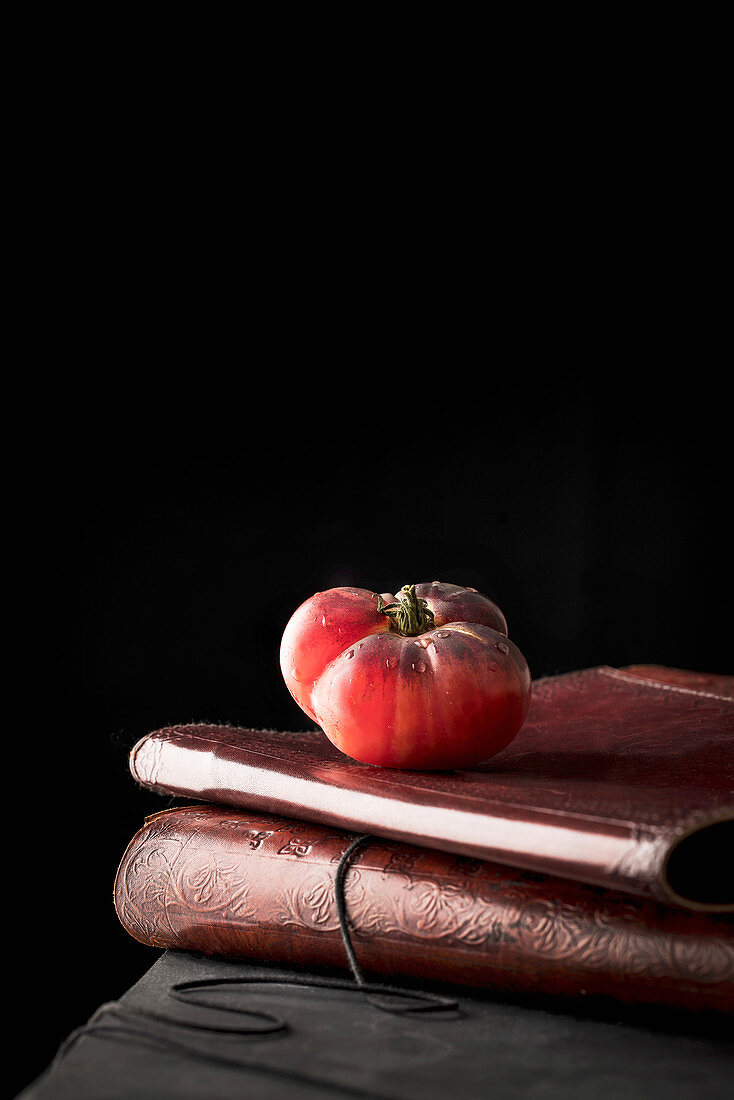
[375,584,435,636]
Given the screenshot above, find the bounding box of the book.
[21,949,734,1100]
[113,803,734,1011]
[128,665,734,911]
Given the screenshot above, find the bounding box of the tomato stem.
[375,584,435,636]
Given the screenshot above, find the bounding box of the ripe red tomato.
[280,582,531,770]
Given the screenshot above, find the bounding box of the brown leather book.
[113,803,734,1011]
[128,665,734,912]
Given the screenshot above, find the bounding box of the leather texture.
[129,665,734,909]
[114,804,734,1011]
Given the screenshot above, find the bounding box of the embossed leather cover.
[114,804,734,1011]
[129,665,734,911]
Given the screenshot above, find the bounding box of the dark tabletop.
[19,949,734,1099]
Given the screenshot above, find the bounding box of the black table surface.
[19,950,734,1099]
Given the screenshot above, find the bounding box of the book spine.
[128,729,667,905]
[114,805,734,1011]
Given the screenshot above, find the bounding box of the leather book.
[128,665,734,912]
[113,803,734,1011]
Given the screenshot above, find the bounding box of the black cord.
[51,833,460,1085]
[331,833,459,1014]
[335,835,377,983]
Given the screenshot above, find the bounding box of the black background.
[11,26,733,1097]
[19,365,731,1093]
[12,65,733,1082]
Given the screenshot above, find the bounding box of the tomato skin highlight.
[279,583,531,770]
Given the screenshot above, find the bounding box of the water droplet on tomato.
[487,661,498,672]
[385,657,393,669]
[321,615,327,627]
[346,650,354,659]
[413,661,427,673]
[496,641,509,654]
[436,630,451,638]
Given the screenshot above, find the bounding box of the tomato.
[279,581,531,770]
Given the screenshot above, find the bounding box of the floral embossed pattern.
[114,805,734,1010]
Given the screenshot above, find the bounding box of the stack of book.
[114,664,734,1012]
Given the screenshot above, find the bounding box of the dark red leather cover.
[114,803,734,1011]
[129,665,734,910]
